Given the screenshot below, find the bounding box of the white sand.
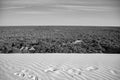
[0,54,120,80]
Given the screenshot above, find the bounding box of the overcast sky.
[0,0,120,26]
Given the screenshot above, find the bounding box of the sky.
[0,0,120,26]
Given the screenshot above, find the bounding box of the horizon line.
[0,25,120,27]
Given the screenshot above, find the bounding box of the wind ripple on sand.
[0,54,120,80]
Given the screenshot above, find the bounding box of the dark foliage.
[0,26,120,53]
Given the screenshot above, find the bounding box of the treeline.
[0,37,120,53]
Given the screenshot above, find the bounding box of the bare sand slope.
[0,54,120,80]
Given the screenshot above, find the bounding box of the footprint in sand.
[67,68,82,75]
[44,66,58,73]
[14,72,20,76]
[27,74,39,80]
[14,72,25,78]
[85,66,98,71]
[110,69,120,76]
[14,69,41,80]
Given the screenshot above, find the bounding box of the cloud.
[0,0,120,26]
[1,0,119,10]
[0,6,27,10]
[0,0,119,14]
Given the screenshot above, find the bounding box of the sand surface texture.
[0,54,120,80]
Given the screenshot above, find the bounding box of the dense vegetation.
[0,26,120,53]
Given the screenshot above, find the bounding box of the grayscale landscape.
[0,0,120,80]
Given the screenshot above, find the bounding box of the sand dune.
[0,54,120,80]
